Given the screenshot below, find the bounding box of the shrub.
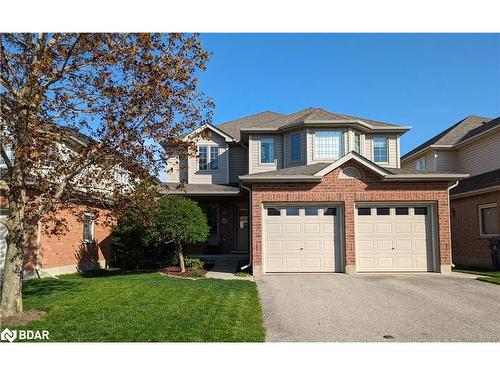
[188,268,205,278]
[184,257,204,270]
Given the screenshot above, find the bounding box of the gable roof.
[401,115,495,160]
[239,107,410,133]
[216,111,285,142]
[239,151,468,183]
[183,123,235,142]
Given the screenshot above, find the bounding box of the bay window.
[373,136,388,163]
[314,130,343,160]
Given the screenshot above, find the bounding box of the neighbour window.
[324,208,337,216]
[267,208,281,216]
[314,131,343,159]
[198,146,208,170]
[479,204,498,236]
[291,133,301,161]
[414,207,428,215]
[305,208,318,216]
[82,213,95,242]
[373,136,388,163]
[415,158,426,171]
[357,208,371,215]
[353,133,361,154]
[209,147,219,170]
[261,138,275,164]
[0,145,14,168]
[376,207,390,215]
[395,207,409,215]
[286,207,300,216]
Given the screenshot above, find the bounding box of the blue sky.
[198,33,500,154]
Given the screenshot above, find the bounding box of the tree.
[150,195,209,273]
[0,33,213,317]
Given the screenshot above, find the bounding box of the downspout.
[239,182,252,271]
[447,180,460,269]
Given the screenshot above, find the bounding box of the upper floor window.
[314,131,343,160]
[415,157,426,171]
[199,146,208,170]
[210,147,219,170]
[290,133,301,161]
[353,132,361,154]
[373,136,388,163]
[479,203,498,237]
[198,146,219,171]
[260,138,275,164]
[0,146,14,168]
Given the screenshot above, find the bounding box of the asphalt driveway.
[256,273,500,342]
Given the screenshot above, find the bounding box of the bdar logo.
[1,328,17,342]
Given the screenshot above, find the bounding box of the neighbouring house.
[161,107,468,275]
[401,115,500,269]
[0,131,132,279]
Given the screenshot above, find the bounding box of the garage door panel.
[356,205,433,272]
[285,223,301,234]
[265,205,340,273]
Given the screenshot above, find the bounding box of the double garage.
[263,203,437,273]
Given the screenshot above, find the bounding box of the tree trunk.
[0,220,25,317]
[177,243,185,273]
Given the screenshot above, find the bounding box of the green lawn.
[3,270,265,342]
[453,266,500,285]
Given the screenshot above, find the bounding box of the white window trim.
[197,145,219,171]
[82,212,95,243]
[372,136,389,164]
[259,137,276,165]
[313,130,344,161]
[478,203,498,237]
[415,157,426,171]
[290,133,301,162]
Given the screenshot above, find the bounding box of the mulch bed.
[1,310,47,326]
[160,263,214,279]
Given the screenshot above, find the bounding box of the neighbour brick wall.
[451,190,500,269]
[37,206,113,269]
[251,161,452,272]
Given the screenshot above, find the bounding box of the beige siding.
[284,130,307,167]
[229,144,248,182]
[435,150,458,172]
[187,131,228,184]
[249,134,283,174]
[363,134,399,168]
[166,156,180,183]
[457,129,500,176]
[401,150,436,172]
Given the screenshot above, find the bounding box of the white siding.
[187,131,229,184]
[166,156,180,183]
[248,134,283,174]
[457,129,500,176]
[229,145,248,182]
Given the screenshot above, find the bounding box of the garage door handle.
[392,247,395,251]
[300,247,304,251]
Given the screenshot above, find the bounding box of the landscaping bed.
[2,269,265,342]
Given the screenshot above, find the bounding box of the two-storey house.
[401,115,500,269]
[161,107,467,275]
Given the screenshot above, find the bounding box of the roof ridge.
[216,110,284,127]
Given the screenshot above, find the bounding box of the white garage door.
[356,205,434,272]
[264,205,341,272]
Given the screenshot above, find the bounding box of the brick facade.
[1,195,113,275]
[451,190,500,269]
[250,160,453,274]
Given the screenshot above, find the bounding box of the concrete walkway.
[197,254,254,281]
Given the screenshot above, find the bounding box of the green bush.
[184,257,204,270]
[188,268,205,278]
